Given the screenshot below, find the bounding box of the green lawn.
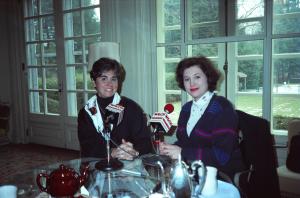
[236,94,300,117]
[169,93,299,130]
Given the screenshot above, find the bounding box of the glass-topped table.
[6,156,240,198]
[10,157,159,198]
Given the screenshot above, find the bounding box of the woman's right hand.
[159,142,182,159]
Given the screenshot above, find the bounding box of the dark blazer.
[78,96,153,158]
[236,110,280,198]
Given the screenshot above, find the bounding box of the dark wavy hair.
[176,56,221,92]
[90,57,126,92]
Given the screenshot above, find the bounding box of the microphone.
[150,103,174,133]
[104,103,125,126]
[164,103,174,114]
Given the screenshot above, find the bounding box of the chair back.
[287,120,300,152]
[236,110,280,198]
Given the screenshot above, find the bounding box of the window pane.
[66,66,76,90]
[273,0,300,34]
[274,38,300,54]
[29,91,44,114]
[77,92,84,114]
[27,43,41,65]
[165,30,181,43]
[83,0,100,7]
[28,68,43,90]
[88,92,95,99]
[157,0,181,43]
[47,91,59,114]
[41,16,55,40]
[43,42,56,65]
[157,46,181,123]
[75,66,84,90]
[40,0,53,14]
[190,43,218,57]
[235,40,263,117]
[87,68,93,90]
[24,0,38,17]
[187,0,222,39]
[65,39,83,64]
[237,40,263,55]
[235,0,264,36]
[272,38,300,132]
[25,18,39,42]
[236,0,264,19]
[64,11,82,37]
[83,8,100,35]
[66,66,84,90]
[165,63,178,90]
[45,68,58,89]
[67,92,77,116]
[236,21,263,35]
[164,0,180,26]
[165,46,180,58]
[63,0,80,10]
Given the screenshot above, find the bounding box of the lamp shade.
[88,42,120,70]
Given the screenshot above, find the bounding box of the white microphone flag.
[150,112,173,132]
[105,104,124,126]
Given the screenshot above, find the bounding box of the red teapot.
[36,164,89,197]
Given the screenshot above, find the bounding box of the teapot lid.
[50,164,75,176]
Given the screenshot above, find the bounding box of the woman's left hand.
[111,139,139,160]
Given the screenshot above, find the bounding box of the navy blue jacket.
[175,95,245,178]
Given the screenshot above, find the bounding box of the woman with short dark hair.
[78,57,152,160]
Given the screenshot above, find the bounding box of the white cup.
[0,185,17,198]
[200,166,218,196]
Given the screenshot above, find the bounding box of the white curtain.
[2,0,27,143]
[101,0,155,114]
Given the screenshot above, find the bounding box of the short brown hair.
[90,57,126,92]
[176,56,220,91]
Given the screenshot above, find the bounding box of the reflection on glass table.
[5,157,240,198]
[13,157,158,198]
[83,158,157,197]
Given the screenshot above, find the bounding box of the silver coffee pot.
[168,156,207,198]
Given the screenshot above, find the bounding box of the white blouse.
[186,91,214,137]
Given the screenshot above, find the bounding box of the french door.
[24,0,101,149]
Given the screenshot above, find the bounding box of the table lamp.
[88,42,120,70]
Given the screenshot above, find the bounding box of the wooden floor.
[0,140,289,197]
[0,143,79,184]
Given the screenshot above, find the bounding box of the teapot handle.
[36,173,49,193]
[79,163,90,186]
[191,160,207,194]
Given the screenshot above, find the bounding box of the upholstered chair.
[277,119,300,198]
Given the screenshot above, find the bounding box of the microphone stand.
[153,129,161,155]
[95,122,123,171]
[141,128,171,180]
